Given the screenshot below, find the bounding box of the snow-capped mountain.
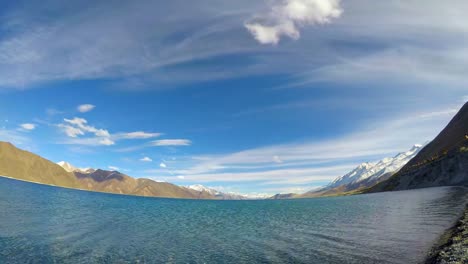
[186,184,269,200]
[186,184,220,196]
[326,144,423,190]
[57,161,95,174]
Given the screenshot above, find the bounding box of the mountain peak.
[57,161,77,172]
[325,144,423,190]
[369,102,468,192]
[57,161,95,174]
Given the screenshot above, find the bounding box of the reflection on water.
[0,177,467,264]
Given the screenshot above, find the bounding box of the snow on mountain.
[57,161,78,172]
[57,161,95,174]
[186,185,270,200]
[187,184,220,195]
[326,144,423,189]
[241,193,272,199]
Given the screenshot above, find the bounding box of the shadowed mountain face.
[76,169,126,182]
[406,102,468,169]
[269,193,298,199]
[370,102,468,192]
[0,142,217,199]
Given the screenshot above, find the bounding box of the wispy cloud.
[114,132,162,139]
[0,128,31,146]
[151,139,192,146]
[292,47,468,90]
[77,104,95,113]
[58,117,114,145]
[57,117,161,147]
[63,118,110,137]
[46,108,64,116]
[0,0,466,97]
[162,104,461,188]
[245,0,342,44]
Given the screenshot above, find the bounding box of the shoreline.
[425,204,468,263]
[0,175,202,201]
[0,175,263,201]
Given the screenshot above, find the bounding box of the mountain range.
[0,141,262,200]
[1,101,467,200]
[186,184,248,200]
[273,101,468,198]
[57,161,95,174]
[0,142,218,199]
[296,144,423,198]
[368,102,468,192]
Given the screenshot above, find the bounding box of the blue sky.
[0,0,467,195]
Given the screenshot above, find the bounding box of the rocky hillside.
[370,102,468,192]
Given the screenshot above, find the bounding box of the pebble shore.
[426,205,468,264]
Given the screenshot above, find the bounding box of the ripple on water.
[0,178,467,264]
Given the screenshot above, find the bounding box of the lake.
[0,176,467,263]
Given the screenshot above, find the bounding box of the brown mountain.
[0,141,216,199]
[75,170,215,199]
[0,142,80,188]
[369,102,468,192]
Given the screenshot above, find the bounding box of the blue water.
[0,177,467,264]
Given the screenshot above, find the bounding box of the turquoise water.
[0,177,467,264]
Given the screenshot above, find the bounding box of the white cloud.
[273,155,283,163]
[19,123,36,130]
[177,175,185,179]
[160,162,167,168]
[0,0,467,97]
[98,138,115,146]
[245,22,299,45]
[140,157,152,162]
[57,117,167,147]
[64,118,110,137]
[245,0,342,44]
[58,124,84,138]
[108,166,119,171]
[58,117,113,146]
[77,104,95,113]
[151,139,192,146]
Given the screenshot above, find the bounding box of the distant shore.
[426,204,468,263]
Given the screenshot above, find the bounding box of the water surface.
[0,177,467,263]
